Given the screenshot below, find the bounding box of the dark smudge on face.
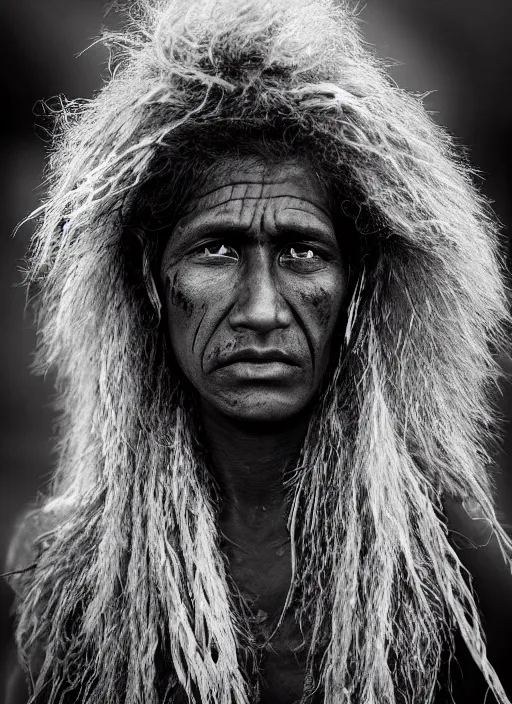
[205,333,246,369]
[167,270,194,316]
[299,287,332,329]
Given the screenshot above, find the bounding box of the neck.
[200,403,309,515]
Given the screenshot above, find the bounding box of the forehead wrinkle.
[177,195,332,232]
[181,173,327,210]
[182,181,265,214]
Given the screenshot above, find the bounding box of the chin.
[214,392,311,425]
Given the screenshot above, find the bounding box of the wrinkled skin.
[159,157,348,423]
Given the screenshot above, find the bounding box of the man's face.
[159,157,348,423]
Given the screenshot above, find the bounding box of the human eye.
[196,241,239,262]
[279,244,327,272]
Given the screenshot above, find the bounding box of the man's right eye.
[200,243,239,260]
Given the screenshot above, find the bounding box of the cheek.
[300,287,333,329]
[298,276,346,342]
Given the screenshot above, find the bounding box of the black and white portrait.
[1,1,512,703]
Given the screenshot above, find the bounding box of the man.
[4,0,512,702]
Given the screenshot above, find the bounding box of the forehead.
[175,157,334,231]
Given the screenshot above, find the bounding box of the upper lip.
[214,348,300,369]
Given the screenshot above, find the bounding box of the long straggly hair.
[8,0,512,702]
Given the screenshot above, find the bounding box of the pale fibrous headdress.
[9,0,512,702]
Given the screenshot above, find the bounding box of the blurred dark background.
[0,0,511,694]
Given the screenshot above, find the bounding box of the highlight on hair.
[7,0,512,702]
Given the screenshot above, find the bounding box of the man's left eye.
[279,245,326,270]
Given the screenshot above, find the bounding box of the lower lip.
[217,361,298,380]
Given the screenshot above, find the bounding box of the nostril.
[229,288,291,332]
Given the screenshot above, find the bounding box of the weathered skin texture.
[159,157,348,702]
[159,157,347,424]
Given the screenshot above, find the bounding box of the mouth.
[213,348,301,371]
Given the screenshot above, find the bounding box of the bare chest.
[220,523,311,704]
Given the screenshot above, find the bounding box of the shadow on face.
[159,156,351,423]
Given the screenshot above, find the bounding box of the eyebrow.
[160,209,338,271]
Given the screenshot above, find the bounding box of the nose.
[228,249,292,333]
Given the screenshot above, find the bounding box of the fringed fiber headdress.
[8,0,512,702]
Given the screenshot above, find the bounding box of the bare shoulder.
[443,495,512,627]
[443,495,512,548]
[2,509,56,704]
[4,506,60,596]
